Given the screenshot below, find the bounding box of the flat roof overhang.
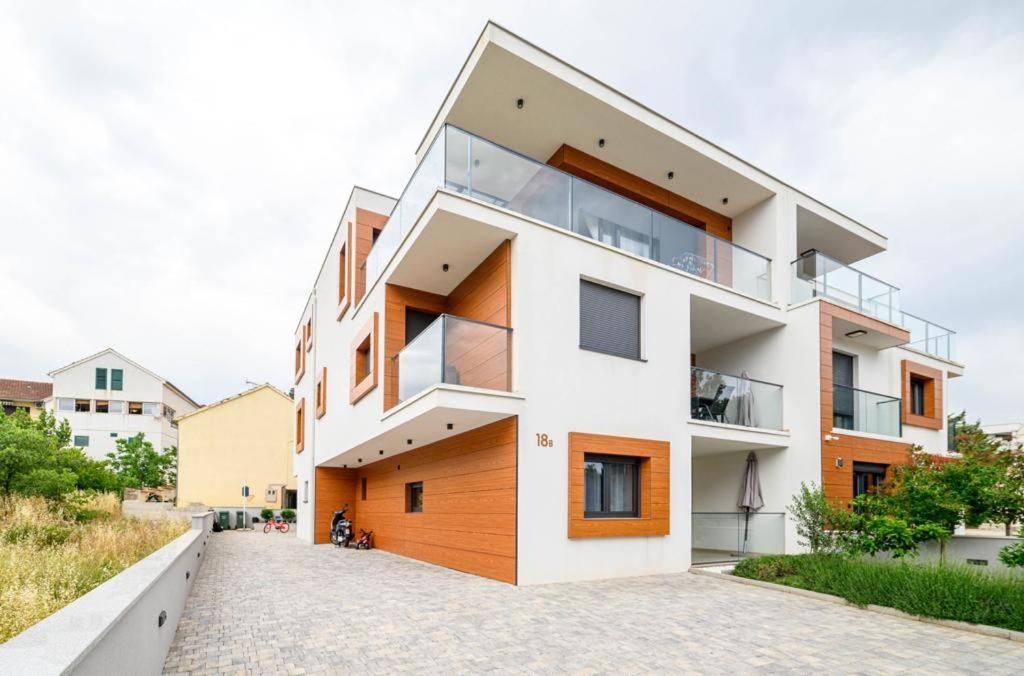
[317,385,523,469]
[688,420,790,457]
[416,22,886,257]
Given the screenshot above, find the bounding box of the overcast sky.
[2,1,1022,423]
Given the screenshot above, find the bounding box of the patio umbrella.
[735,371,756,427]
[738,452,764,554]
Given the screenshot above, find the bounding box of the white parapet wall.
[0,511,214,675]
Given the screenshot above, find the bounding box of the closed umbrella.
[738,451,764,553]
[735,371,756,427]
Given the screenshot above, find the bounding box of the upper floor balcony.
[833,384,901,438]
[689,367,783,431]
[791,250,956,361]
[363,125,773,302]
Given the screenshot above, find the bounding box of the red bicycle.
[263,516,290,534]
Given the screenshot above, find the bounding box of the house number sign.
[535,433,554,448]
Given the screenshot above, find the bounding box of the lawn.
[733,554,1024,632]
[0,493,188,643]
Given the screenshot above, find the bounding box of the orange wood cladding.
[352,417,517,583]
[295,398,305,453]
[314,367,327,419]
[546,144,732,241]
[337,221,351,320]
[314,466,358,544]
[383,241,512,411]
[353,208,388,306]
[819,302,913,505]
[901,360,943,430]
[567,432,670,538]
[349,312,378,404]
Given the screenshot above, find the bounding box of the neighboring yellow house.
[0,379,52,419]
[176,384,296,510]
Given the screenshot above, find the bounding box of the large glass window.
[95,368,107,389]
[110,369,124,390]
[853,462,887,497]
[583,454,640,518]
[406,482,424,513]
[74,399,91,412]
[57,398,74,412]
[910,378,926,416]
[142,402,161,416]
[107,400,124,414]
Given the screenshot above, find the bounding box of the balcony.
[394,314,512,403]
[833,384,901,437]
[364,125,773,301]
[791,250,956,360]
[690,367,783,431]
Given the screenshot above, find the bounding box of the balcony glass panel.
[692,512,785,558]
[364,124,772,300]
[791,251,899,324]
[833,384,901,437]
[900,312,956,360]
[395,314,512,403]
[690,367,783,430]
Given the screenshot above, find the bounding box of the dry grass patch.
[0,494,188,643]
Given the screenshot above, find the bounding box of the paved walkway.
[165,531,1024,674]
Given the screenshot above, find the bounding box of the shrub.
[260,508,274,521]
[280,509,295,522]
[999,542,1024,568]
[734,554,1024,631]
[788,482,849,554]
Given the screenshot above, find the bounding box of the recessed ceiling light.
[598,138,605,148]
[516,98,524,109]
[845,329,868,338]
[667,171,674,180]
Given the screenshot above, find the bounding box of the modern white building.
[291,22,964,585]
[48,348,199,460]
[982,422,1023,450]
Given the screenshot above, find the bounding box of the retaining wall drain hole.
[158,610,167,628]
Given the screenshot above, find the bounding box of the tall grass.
[734,554,1024,632]
[0,494,188,643]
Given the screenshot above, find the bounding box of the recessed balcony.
[690,367,783,431]
[791,250,956,360]
[363,124,773,301]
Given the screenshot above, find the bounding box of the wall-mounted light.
[667,171,674,180]
[516,98,524,109]
[845,329,868,338]
[598,138,606,148]
[835,457,844,468]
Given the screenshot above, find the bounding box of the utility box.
[218,511,230,530]
[235,511,245,529]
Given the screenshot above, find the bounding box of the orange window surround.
[295,398,306,452]
[294,337,305,384]
[315,368,327,419]
[304,318,313,352]
[901,360,943,430]
[350,312,379,404]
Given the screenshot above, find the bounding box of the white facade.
[48,349,199,460]
[292,23,965,584]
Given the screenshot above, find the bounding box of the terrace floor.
[164,530,1024,674]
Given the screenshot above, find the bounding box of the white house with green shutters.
[47,348,199,460]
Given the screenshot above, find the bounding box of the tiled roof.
[0,378,52,402]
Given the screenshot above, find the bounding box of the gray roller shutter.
[579,280,641,359]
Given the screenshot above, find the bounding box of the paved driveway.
[165,530,1023,675]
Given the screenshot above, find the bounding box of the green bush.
[999,542,1024,568]
[734,554,1024,632]
[260,508,274,521]
[280,509,295,522]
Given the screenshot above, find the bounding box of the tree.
[788,482,850,554]
[106,435,176,488]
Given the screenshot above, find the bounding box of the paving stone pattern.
[164,530,1024,674]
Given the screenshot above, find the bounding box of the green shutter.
[111,369,124,391]
[95,368,107,389]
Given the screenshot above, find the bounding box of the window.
[361,477,367,501]
[74,435,89,447]
[95,400,109,413]
[294,336,305,383]
[910,378,926,416]
[110,369,123,391]
[128,401,143,415]
[303,480,309,504]
[853,462,887,497]
[107,400,124,414]
[95,368,107,389]
[57,398,74,412]
[315,368,327,419]
[338,243,347,304]
[142,402,161,416]
[295,398,305,452]
[305,318,313,352]
[406,482,423,513]
[579,280,641,360]
[110,432,118,438]
[832,351,855,430]
[583,454,640,518]
[164,405,175,420]
[75,399,91,412]
[350,313,379,404]
[357,338,372,380]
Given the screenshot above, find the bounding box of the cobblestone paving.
[164,530,1024,675]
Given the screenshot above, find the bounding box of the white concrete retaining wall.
[914,534,1023,571]
[122,500,197,522]
[0,512,214,675]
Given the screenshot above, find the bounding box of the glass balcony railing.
[692,512,785,558]
[364,125,773,300]
[792,250,957,360]
[791,250,900,323]
[393,314,512,403]
[833,384,901,437]
[899,311,956,361]
[690,367,783,430]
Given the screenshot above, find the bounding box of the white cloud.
[1,1,1021,423]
